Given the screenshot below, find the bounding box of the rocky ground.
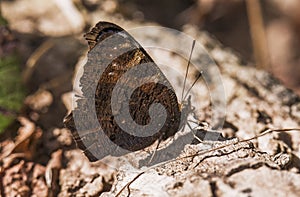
[0,0,299,196]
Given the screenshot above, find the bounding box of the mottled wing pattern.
[64,22,181,161]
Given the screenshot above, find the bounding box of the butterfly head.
[179,95,196,129]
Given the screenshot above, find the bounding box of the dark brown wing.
[64,21,181,161]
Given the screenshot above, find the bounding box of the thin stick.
[246,0,270,69]
[0,106,17,117]
[23,40,54,83]
[116,128,300,196]
[116,171,145,197]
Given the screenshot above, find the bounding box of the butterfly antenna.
[181,40,196,101]
[183,71,203,101]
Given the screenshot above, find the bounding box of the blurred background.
[1,0,300,142]
[0,0,300,195]
[0,0,299,147]
[1,0,300,130]
[2,0,300,89]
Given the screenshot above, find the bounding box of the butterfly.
[63,21,196,162]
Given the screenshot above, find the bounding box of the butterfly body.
[64,22,185,161]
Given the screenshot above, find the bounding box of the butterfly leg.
[148,135,163,165]
[187,122,203,143]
